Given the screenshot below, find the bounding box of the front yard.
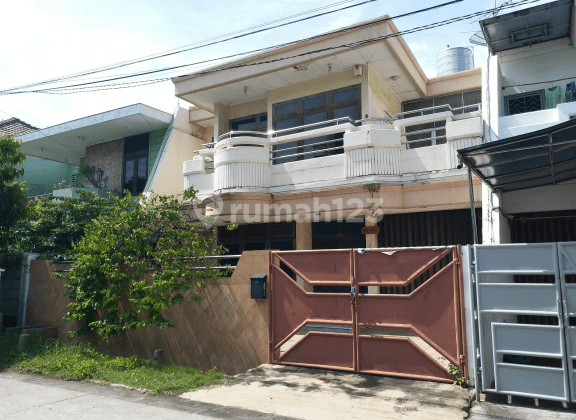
[0,333,230,395]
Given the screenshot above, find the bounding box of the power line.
[8,0,543,96]
[0,0,376,94]
[3,0,467,96]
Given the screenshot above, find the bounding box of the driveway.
[181,364,472,420]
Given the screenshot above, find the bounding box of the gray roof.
[0,117,37,137]
[480,0,573,54]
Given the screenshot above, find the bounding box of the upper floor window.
[401,89,481,115]
[401,89,481,149]
[272,85,361,164]
[229,113,267,133]
[123,133,149,196]
[505,90,544,116]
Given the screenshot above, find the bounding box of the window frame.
[272,85,361,164]
[504,90,545,116]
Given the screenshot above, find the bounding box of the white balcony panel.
[401,144,450,174]
[185,173,214,196]
[499,102,576,139]
[345,147,401,178]
[215,163,269,192]
[447,137,483,169]
[270,155,344,192]
[446,117,482,141]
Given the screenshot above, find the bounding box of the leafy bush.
[62,189,225,339]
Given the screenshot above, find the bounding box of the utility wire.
[6,0,542,96]
[3,0,468,95]
[0,0,376,94]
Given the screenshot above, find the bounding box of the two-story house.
[150,14,485,260]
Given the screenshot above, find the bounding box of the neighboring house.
[0,117,77,197]
[18,104,173,198]
[456,0,576,404]
[459,0,576,245]
[162,14,484,256]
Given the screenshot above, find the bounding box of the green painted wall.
[18,156,78,197]
[148,128,167,175]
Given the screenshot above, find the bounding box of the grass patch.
[0,333,231,395]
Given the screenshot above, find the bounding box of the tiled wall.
[26,251,270,374]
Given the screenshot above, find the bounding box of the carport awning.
[457,118,576,192]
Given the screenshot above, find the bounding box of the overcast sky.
[1,0,551,128]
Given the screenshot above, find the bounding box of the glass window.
[333,88,359,103]
[302,96,326,110]
[505,90,544,116]
[123,133,149,196]
[272,85,360,164]
[333,105,359,121]
[275,102,298,116]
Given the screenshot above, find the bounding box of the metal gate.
[471,242,576,402]
[268,247,467,383]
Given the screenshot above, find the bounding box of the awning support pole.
[468,167,479,244]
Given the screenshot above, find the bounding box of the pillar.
[295,221,313,292]
[364,216,379,294]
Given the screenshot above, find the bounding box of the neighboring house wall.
[85,139,122,193]
[148,128,167,174]
[25,251,270,374]
[19,156,77,197]
[147,107,205,197]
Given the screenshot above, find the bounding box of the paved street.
[0,371,293,420]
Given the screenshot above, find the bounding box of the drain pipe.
[467,166,479,245]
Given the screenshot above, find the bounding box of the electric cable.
[0,0,376,94]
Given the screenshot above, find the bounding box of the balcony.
[183,105,483,197]
[499,102,576,139]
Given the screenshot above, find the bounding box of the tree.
[10,190,114,259]
[0,135,28,249]
[62,190,225,339]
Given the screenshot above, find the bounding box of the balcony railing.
[184,106,483,195]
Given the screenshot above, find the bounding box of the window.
[401,89,481,149]
[272,85,361,164]
[312,221,365,249]
[217,222,295,254]
[401,89,481,115]
[123,133,149,196]
[505,90,544,116]
[229,113,268,133]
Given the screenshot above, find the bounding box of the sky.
[1,0,553,129]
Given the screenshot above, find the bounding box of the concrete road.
[0,371,294,420]
[181,364,472,420]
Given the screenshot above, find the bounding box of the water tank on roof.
[436,46,474,77]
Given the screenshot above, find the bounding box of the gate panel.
[558,243,576,402]
[355,247,465,382]
[358,336,453,381]
[280,332,354,370]
[269,247,466,383]
[473,243,571,402]
[269,251,355,370]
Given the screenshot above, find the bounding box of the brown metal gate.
[268,247,467,383]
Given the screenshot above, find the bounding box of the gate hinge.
[459,355,466,363]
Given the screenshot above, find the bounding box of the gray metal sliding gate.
[471,243,576,402]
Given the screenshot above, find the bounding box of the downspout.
[17,253,39,328]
